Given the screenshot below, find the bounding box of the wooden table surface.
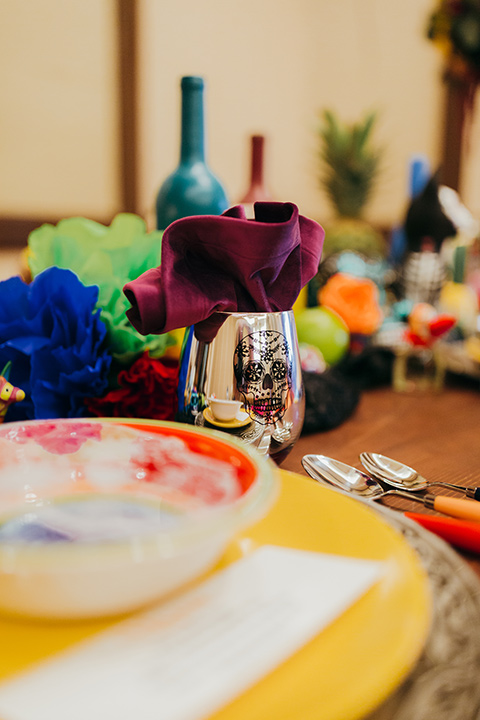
[282,377,480,578]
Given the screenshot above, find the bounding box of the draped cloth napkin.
[124,202,324,343]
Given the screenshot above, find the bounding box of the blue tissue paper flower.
[0,267,112,421]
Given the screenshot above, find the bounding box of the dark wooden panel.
[0,217,60,248]
[439,65,477,192]
[116,0,139,213]
[0,215,114,248]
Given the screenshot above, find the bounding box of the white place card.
[0,546,382,720]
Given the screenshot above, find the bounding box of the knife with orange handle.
[415,493,480,522]
[405,512,480,554]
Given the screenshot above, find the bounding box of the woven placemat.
[367,505,480,720]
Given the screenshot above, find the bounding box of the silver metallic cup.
[177,310,305,464]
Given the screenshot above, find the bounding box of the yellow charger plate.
[0,470,430,720]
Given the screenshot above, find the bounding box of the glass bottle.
[155,76,229,230]
[439,244,479,337]
[239,134,272,218]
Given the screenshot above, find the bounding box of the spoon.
[360,452,480,501]
[301,454,480,522]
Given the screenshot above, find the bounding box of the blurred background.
[1,0,479,248]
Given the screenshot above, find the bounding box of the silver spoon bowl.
[360,452,480,501]
[302,454,383,498]
[360,453,424,490]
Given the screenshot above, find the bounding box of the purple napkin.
[124,202,324,342]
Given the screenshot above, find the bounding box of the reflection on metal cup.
[177,311,305,463]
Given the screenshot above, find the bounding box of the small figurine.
[0,363,25,422]
[405,302,456,347]
[400,174,456,305]
[392,303,456,393]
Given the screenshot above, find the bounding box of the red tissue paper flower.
[86,352,179,421]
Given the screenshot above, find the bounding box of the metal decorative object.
[177,311,304,463]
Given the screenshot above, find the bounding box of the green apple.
[295,307,350,365]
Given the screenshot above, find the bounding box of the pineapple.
[318,110,385,259]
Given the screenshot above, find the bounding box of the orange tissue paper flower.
[318,273,383,335]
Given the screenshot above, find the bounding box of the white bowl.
[0,418,277,620]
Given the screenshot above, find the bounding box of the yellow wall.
[2,0,479,231]
[0,0,119,219]
[137,0,446,228]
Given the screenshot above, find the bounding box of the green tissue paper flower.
[28,214,173,366]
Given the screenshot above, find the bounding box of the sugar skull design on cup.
[234,330,292,425]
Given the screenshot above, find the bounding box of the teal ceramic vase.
[155,76,229,230]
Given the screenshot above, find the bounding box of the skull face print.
[234,330,292,425]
